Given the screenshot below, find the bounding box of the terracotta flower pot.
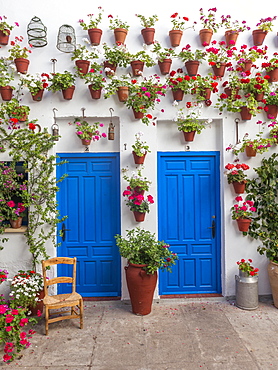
[31,89,44,102]
[169,30,183,47]
[236,218,251,232]
[130,60,144,76]
[225,30,239,46]
[183,131,196,142]
[81,138,92,146]
[224,87,240,99]
[9,217,23,229]
[14,58,30,74]
[254,92,264,102]
[240,106,252,121]
[133,211,146,222]
[0,86,13,101]
[0,29,10,45]
[252,29,267,46]
[211,63,226,78]
[88,28,102,46]
[172,88,184,102]
[132,151,146,165]
[200,88,212,100]
[114,28,128,44]
[117,86,129,102]
[125,263,157,315]
[232,181,246,194]
[132,108,144,119]
[268,68,278,83]
[103,61,117,76]
[158,59,172,75]
[75,60,90,75]
[199,28,213,46]
[88,85,102,99]
[245,146,256,157]
[62,85,75,100]
[266,104,278,119]
[242,60,253,72]
[185,61,199,76]
[141,28,155,45]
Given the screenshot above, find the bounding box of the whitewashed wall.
[1,0,276,299]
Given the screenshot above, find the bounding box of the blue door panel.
[158,152,221,295]
[57,154,121,297]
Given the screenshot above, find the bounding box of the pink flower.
[0,305,8,314]
[235,196,243,202]
[3,354,12,362]
[123,190,131,196]
[5,315,14,324]
[102,133,107,138]
[5,326,13,332]
[19,318,28,327]
[37,310,42,317]
[7,200,15,207]
[147,195,154,203]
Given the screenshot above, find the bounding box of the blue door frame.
[158,152,221,295]
[56,153,121,297]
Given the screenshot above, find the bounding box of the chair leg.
[45,306,49,335]
[80,299,84,329]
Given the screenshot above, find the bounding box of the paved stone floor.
[0,297,278,369]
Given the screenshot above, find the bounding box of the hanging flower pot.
[103,61,117,76]
[0,29,10,45]
[88,28,102,46]
[224,87,240,99]
[31,89,44,102]
[117,86,129,102]
[199,29,213,46]
[211,63,226,78]
[232,181,246,194]
[252,29,267,46]
[62,85,75,100]
[132,151,146,165]
[132,108,144,119]
[245,146,257,157]
[9,217,23,229]
[169,30,183,47]
[125,263,157,315]
[200,88,212,100]
[266,104,278,119]
[14,58,30,74]
[268,68,278,83]
[130,60,144,76]
[75,60,90,75]
[240,106,252,121]
[183,131,196,142]
[185,61,199,76]
[141,28,155,45]
[172,88,184,102]
[242,60,253,72]
[254,92,264,102]
[0,86,13,101]
[81,138,92,146]
[133,186,145,195]
[114,28,128,44]
[88,85,102,99]
[133,211,146,222]
[225,30,239,46]
[158,59,172,75]
[236,218,251,232]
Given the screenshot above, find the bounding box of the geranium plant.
[5,201,26,220]
[0,15,19,35]
[240,72,270,96]
[104,74,132,99]
[22,73,49,95]
[132,132,151,157]
[69,118,107,141]
[199,7,220,33]
[82,63,106,90]
[166,69,196,93]
[178,44,206,63]
[237,259,259,276]
[151,42,177,62]
[130,50,155,67]
[0,98,30,121]
[8,36,32,60]
[215,92,261,116]
[0,269,8,284]
[9,270,44,309]
[0,58,15,88]
[206,40,235,68]
[135,14,159,28]
[231,196,256,220]
[192,74,218,103]
[78,7,104,30]
[123,187,154,214]
[115,227,178,274]
[235,45,268,68]
[103,43,130,68]
[71,43,99,62]
[261,53,278,72]
[225,163,249,184]
[220,15,250,33]
[122,167,151,192]
[170,13,194,31]
[175,102,212,133]
[108,15,130,30]
[48,71,75,92]
[255,16,277,32]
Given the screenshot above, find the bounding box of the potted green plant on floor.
[115,227,178,315]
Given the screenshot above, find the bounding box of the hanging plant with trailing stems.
[0,125,67,267]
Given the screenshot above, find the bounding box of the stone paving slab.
[0,298,277,369]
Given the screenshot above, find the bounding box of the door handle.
[208,219,216,239]
[61,223,70,241]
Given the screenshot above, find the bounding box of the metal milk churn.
[235,270,258,310]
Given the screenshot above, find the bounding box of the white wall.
[0,0,276,299]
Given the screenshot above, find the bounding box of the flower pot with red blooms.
[231,196,256,232]
[75,60,90,75]
[8,35,32,74]
[236,259,259,310]
[169,13,194,47]
[199,29,213,46]
[198,7,219,46]
[78,8,104,45]
[225,162,249,193]
[108,15,129,43]
[115,228,178,315]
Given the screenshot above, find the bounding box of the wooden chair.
[41,257,83,335]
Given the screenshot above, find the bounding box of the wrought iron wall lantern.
[108,107,115,140]
[51,108,59,141]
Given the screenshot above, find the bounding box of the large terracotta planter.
[141,28,155,45]
[0,29,10,45]
[125,263,157,315]
[169,30,183,47]
[232,181,246,194]
[158,59,172,75]
[252,29,267,46]
[14,58,30,74]
[114,28,128,44]
[199,28,213,46]
[267,261,278,308]
[130,60,144,76]
[132,151,146,165]
[240,106,252,121]
[117,86,129,102]
[0,86,13,101]
[225,30,239,45]
[245,146,256,157]
[31,89,44,102]
[75,60,90,75]
[133,211,146,222]
[236,218,251,232]
[88,85,102,99]
[103,61,117,76]
[185,61,199,76]
[88,28,102,46]
[183,131,196,142]
[268,68,278,83]
[62,85,75,100]
[172,88,184,102]
[211,63,226,78]
[9,217,23,229]
[266,104,278,119]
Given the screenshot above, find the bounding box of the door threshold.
[83,297,121,301]
[160,294,223,299]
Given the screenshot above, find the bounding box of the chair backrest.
[42,257,77,296]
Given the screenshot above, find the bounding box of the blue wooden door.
[56,153,121,297]
[158,152,221,295]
